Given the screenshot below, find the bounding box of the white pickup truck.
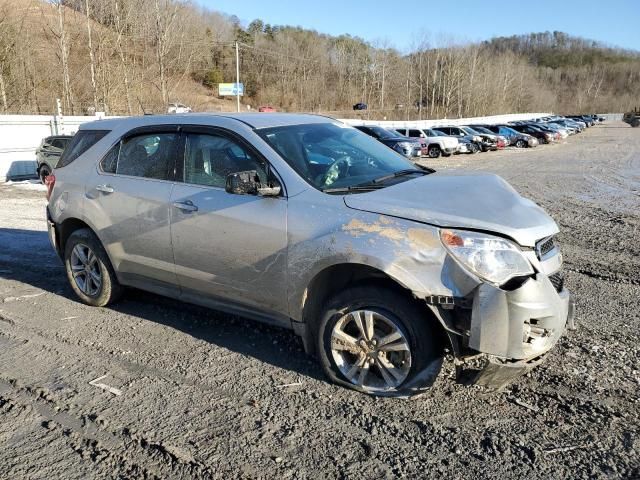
[395,127,460,158]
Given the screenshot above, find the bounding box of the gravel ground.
[0,122,638,479]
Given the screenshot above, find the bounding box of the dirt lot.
[0,122,638,479]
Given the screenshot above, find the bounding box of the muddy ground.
[0,122,638,479]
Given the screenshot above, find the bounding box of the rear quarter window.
[57,130,109,168]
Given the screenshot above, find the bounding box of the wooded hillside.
[0,0,638,118]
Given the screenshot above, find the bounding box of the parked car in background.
[353,125,422,158]
[45,113,573,396]
[509,124,556,144]
[431,129,476,154]
[167,103,192,114]
[432,126,483,153]
[548,121,577,135]
[474,125,538,148]
[391,128,428,156]
[258,106,277,113]
[623,109,640,127]
[36,135,73,183]
[394,127,459,158]
[468,126,507,149]
[353,103,368,111]
[459,126,498,151]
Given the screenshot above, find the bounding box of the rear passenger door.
[169,127,289,324]
[85,127,180,296]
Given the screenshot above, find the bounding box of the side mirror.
[226,170,259,195]
[225,170,281,197]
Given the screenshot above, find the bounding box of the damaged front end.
[424,232,575,390]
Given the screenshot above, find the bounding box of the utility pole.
[235,41,240,112]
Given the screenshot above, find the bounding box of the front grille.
[549,271,565,292]
[536,236,556,259]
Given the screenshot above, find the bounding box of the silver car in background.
[46,113,574,396]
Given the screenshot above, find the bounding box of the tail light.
[45,174,56,201]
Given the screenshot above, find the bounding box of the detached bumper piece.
[459,354,545,391]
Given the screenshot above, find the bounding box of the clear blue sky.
[196,0,640,52]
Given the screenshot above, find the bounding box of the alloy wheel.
[330,309,412,391]
[70,243,102,296]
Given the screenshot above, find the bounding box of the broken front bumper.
[450,273,574,389]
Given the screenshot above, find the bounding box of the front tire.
[64,228,123,307]
[317,286,443,396]
[428,145,441,158]
[515,139,526,148]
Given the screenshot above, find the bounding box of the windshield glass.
[461,126,480,135]
[472,126,493,135]
[500,126,519,135]
[258,123,419,192]
[367,126,398,140]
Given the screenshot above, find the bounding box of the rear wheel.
[38,164,51,184]
[427,145,441,158]
[64,228,123,307]
[317,286,443,396]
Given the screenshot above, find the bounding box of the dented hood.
[343,171,558,247]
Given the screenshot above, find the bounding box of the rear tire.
[64,228,123,307]
[38,164,51,184]
[316,285,444,397]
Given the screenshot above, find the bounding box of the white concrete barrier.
[0,114,118,181]
[337,113,552,129]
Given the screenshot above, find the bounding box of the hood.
[343,171,558,247]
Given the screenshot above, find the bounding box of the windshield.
[472,126,493,135]
[258,123,419,192]
[461,126,480,135]
[367,126,398,140]
[500,126,519,135]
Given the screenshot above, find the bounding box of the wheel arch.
[298,262,448,357]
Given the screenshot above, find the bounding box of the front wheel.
[515,139,527,148]
[468,143,479,154]
[64,228,123,307]
[317,286,443,396]
[428,145,441,158]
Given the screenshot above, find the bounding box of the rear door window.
[57,130,109,168]
[110,133,178,180]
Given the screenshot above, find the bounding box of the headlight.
[440,229,534,285]
[396,142,414,150]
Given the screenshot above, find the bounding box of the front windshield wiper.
[367,168,433,185]
[322,184,386,194]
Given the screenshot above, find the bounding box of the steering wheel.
[320,156,351,187]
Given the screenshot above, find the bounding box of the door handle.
[172,200,198,212]
[95,184,114,193]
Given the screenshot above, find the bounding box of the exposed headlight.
[440,229,534,285]
[473,136,481,142]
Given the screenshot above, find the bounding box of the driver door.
[169,127,289,323]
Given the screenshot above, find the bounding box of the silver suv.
[46,113,574,396]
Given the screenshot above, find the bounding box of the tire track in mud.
[0,380,216,479]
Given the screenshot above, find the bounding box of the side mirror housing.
[226,170,259,195]
[225,170,281,197]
